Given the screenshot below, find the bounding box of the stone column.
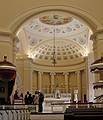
[90,30,103,102]
[63,72,69,93]
[90,30,103,83]
[50,72,56,93]
[90,31,103,82]
[76,71,82,101]
[38,71,43,91]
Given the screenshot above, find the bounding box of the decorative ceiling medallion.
[39,15,72,25]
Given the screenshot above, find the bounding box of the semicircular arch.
[9,5,101,34]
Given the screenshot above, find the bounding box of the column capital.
[63,72,69,75]
[38,71,43,75]
[50,72,56,76]
[75,71,80,75]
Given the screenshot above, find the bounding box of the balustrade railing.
[0,105,31,120]
[51,102,103,113]
[0,102,103,119]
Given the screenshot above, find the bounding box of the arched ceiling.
[16,10,92,66]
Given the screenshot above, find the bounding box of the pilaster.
[38,71,43,91]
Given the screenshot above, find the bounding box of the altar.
[44,93,71,113]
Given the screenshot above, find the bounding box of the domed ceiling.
[16,10,92,66]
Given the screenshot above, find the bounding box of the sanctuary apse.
[0,2,103,104]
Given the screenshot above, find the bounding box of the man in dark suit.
[25,91,30,104]
[38,91,44,112]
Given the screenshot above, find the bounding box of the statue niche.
[0,56,16,104]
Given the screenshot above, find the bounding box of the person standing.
[13,90,19,104]
[33,91,39,112]
[14,90,19,100]
[25,91,30,104]
[28,93,33,104]
[38,91,44,112]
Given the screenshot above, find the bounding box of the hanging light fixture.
[50,14,72,66]
[51,24,57,67]
[40,14,72,66]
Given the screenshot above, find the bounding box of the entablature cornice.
[16,55,86,73]
[0,30,18,45]
[91,29,103,41]
[0,30,15,39]
[32,62,86,73]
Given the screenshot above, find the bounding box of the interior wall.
[0,34,14,62]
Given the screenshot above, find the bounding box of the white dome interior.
[16,10,92,66]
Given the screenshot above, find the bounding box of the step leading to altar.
[30,113,64,120]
